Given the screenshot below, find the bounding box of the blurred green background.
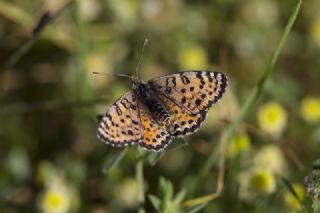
[1,0,320,212]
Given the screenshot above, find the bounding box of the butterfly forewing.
[148,71,228,115]
[97,91,143,147]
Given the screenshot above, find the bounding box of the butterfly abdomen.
[136,83,172,125]
[149,101,171,125]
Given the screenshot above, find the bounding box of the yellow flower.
[257,102,287,136]
[42,191,69,213]
[40,176,72,213]
[178,46,208,70]
[238,169,277,200]
[253,145,286,175]
[228,134,251,158]
[301,96,320,123]
[283,183,304,210]
[249,170,277,194]
[310,17,320,46]
[37,162,79,213]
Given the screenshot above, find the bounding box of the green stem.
[136,149,146,213]
[199,0,302,185]
[72,0,90,99]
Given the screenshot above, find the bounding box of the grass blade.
[102,148,128,174]
[148,195,161,210]
[281,176,301,203]
[182,204,207,213]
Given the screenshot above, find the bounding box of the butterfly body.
[98,71,228,152]
[134,80,172,126]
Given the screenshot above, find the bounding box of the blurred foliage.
[1,0,320,212]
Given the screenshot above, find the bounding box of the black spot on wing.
[138,134,172,152]
[181,97,186,104]
[206,71,214,82]
[180,73,190,85]
[97,128,140,148]
[196,72,204,80]
[170,111,208,137]
[195,99,202,106]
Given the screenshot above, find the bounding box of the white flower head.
[253,145,286,175]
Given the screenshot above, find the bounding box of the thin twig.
[4,0,74,69]
[32,0,74,36]
[182,133,227,207]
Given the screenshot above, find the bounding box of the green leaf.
[168,138,188,151]
[148,195,161,210]
[302,197,314,213]
[0,2,34,28]
[162,178,174,202]
[102,148,128,174]
[173,189,186,205]
[182,204,207,213]
[147,138,187,166]
[281,176,302,203]
[148,151,166,166]
[312,199,320,213]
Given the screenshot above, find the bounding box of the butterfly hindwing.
[97,91,143,147]
[148,71,228,115]
[155,93,207,137]
[138,105,172,151]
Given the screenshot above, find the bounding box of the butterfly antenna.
[92,71,132,79]
[135,38,148,77]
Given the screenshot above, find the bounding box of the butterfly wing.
[138,104,172,151]
[98,90,171,151]
[97,91,143,147]
[148,71,228,115]
[155,93,207,137]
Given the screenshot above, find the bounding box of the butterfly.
[97,70,228,152]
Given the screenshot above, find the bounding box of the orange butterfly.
[97,41,228,152]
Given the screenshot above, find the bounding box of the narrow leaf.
[281,176,301,202]
[168,138,188,151]
[173,189,186,204]
[148,151,165,166]
[102,148,128,174]
[182,204,207,213]
[148,195,161,210]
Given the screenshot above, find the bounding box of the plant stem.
[72,0,90,99]
[136,149,146,213]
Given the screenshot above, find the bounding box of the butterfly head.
[131,76,143,90]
